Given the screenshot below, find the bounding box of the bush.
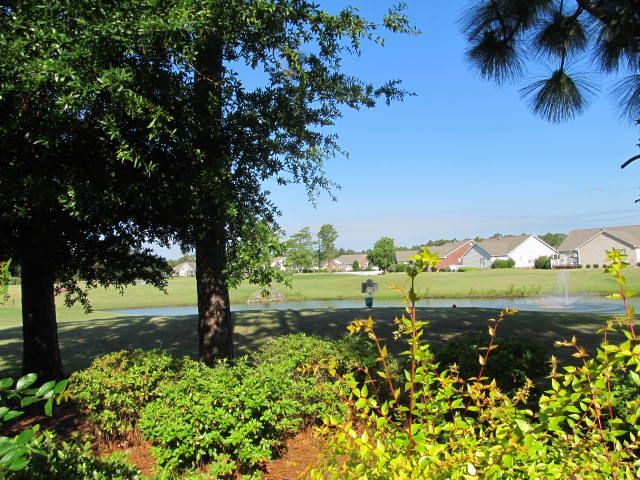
[67,349,183,439]
[392,263,408,273]
[534,256,551,269]
[136,334,382,476]
[593,263,599,268]
[458,267,479,272]
[433,334,547,394]
[351,260,360,272]
[586,264,591,268]
[5,431,140,480]
[492,258,515,269]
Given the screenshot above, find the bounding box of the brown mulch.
[263,429,324,480]
[3,402,325,479]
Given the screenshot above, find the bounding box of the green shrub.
[586,264,591,268]
[392,263,408,273]
[534,256,551,269]
[5,431,140,480]
[492,258,515,269]
[311,248,640,479]
[138,334,381,476]
[67,349,182,439]
[351,260,360,271]
[593,263,599,268]
[433,333,547,394]
[458,267,479,272]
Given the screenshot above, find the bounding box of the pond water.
[109,295,639,317]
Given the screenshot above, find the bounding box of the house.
[428,240,473,270]
[395,250,419,265]
[328,254,369,272]
[556,225,640,267]
[270,256,287,271]
[397,241,492,270]
[478,235,557,268]
[173,261,196,277]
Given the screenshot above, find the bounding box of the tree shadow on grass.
[0,307,618,377]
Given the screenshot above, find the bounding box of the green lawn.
[0,306,621,377]
[1,267,634,325]
[0,268,632,377]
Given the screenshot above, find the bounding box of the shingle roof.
[559,225,640,250]
[395,250,419,263]
[427,240,473,257]
[334,254,367,265]
[478,235,530,256]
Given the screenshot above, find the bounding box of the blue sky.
[156,0,640,258]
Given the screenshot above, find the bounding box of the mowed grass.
[0,268,634,325]
[0,306,622,377]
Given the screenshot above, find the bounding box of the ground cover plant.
[312,248,640,479]
[66,334,380,478]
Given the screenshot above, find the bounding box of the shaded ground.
[0,306,625,376]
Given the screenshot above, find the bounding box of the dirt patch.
[264,429,324,480]
[98,439,157,477]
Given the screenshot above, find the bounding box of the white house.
[556,225,640,267]
[270,256,287,271]
[478,235,557,268]
[173,261,196,277]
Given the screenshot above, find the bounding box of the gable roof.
[478,235,531,256]
[427,240,474,258]
[559,225,640,250]
[395,250,419,263]
[173,261,195,271]
[334,253,367,265]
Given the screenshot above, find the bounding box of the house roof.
[173,261,195,271]
[334,254,367,265]
[395,250,419,263]
[559,225,640,251]
[427,240,473,258]
[478,235,531,256]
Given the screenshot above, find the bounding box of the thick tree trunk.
[20,236,63,380]
[196,226,233,365]
[193,34,233,363]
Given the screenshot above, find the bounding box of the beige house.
[479,235,557,268]
[270,256,287,271]
[328,254,369,272]
[395,250,419,265]
[556,225,640,267]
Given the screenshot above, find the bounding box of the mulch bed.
[2,401,324,479]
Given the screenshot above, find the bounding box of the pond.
[109,295,638,316]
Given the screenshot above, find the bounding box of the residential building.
[479,235,557,268]
[395,250,419,265]
[556,225,640,267]
[328,253,369,272]
[270,256,287,271]
[173,261,196,277]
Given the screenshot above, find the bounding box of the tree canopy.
[317,224,339,265]
[460,1,640,123]
[286,228,316,272]
[368,237,397,272]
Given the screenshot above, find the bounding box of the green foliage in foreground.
[0,374,67,472]
[312,248,640,479]
[67,334,380,477]
[5,431,140,480]
[67,350,184,440]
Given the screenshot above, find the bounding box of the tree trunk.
[196,226,233,365]
[20,235,63,380]
[193,34,233,363]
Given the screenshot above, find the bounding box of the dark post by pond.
[361,279,378,308]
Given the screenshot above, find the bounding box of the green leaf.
[16,374,37,391]
[36,380,56,397]
[0,378,13,390]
